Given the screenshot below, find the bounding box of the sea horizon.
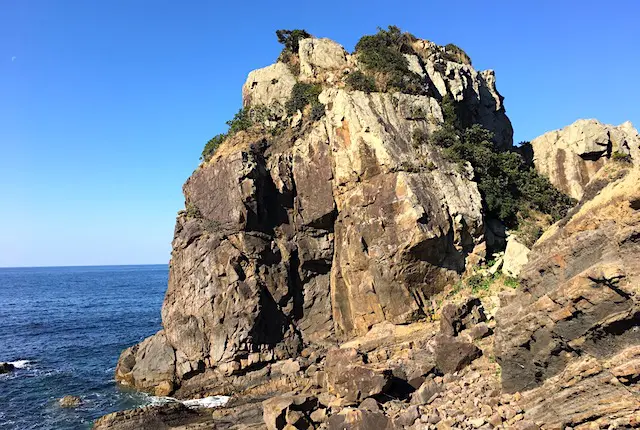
[0,263,169,270]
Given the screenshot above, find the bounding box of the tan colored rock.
[262,394,318,430]
[495,166,640,426]
[299,38,349,82]
[115,330,176,394]
[501,236,530,277]
[59,395,81,408]
[242,62,296,109]
[412,39,513,150]
[530,119,640,199]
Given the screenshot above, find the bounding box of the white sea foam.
[145,394,230,409]
[182,396,230,408]
[9,360,31,368]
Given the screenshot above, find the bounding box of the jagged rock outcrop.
[495,165,640,427]
[530,119,640,199]
[116,34,513,396]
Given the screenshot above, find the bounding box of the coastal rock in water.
[530,119,640,199]
[115,34,513,396]
[494,165,640,426]
[115,331,176,395]
[0,362,15,374]
[59,395,82,408]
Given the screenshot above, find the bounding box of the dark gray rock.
[0,362,15,374]
[440,297,486,336]
[434,335,482,374]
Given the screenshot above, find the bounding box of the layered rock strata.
[116,35,513,396]
[530,119,639,200]
[495,165,640,427]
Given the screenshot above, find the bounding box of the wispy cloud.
[11,56,16,62]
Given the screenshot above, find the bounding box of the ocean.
[0,265,168,429]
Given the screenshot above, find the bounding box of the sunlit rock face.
[116,34,516,395]
[530,118,639,200]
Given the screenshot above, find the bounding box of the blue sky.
[1,1,638,267]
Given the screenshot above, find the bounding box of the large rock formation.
[495,164,640,427]
[530,119,639,200]
[115,35,513,396]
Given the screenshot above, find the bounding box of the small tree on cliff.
[276,29,312,54]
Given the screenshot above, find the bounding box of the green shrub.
[201,134,226,161]
[504,277,520,289]
[442,43,472,64]
[345,71,377,93]
[185,202,202,218]
[201,106,266,162]
[276,29,312,54]
[612,151,632,163]
[412,128,429,148]
[354,25,424,94]
[309,102,325,121]
[226,107,254,134]
[430,98,576,227]
[286,82,322,115]
[467,273,493,294]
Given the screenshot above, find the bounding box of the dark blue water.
[0,265,168,429]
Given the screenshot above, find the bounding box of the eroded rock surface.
[116,33,510,397]
[495,165,640,427]
[530,119,640,199]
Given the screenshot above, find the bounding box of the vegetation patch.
[345,70,377,93]
[276,29,311,55]
[276,29,311,75]
[420,97,576,228]
[354,26,425,94]
[201,105,279,162]
[286,82,325,121]
[611,151,632,164]
[442,43,472,65]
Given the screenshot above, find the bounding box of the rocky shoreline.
[94,29,640,429]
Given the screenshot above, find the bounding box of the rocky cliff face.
[104,30,640,430]
[530,119,640,200]
[115,35,512,396]
[495,163,640,426]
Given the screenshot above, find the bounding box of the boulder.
[440,297,486,336]
[530,119,640,199]
[434,335,482,374]
[262,394,318,430]
[93,403,207,430]
[0,362,15,374]
[411,377,442,405]
[495,166,640,426]
[327,408,389,430]
[115,331,176,395]
[465,322,490,340]
[323,348,392,403]
[501,236,530,278]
